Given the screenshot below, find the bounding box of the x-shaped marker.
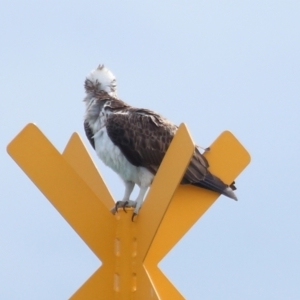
[7,123,250,299]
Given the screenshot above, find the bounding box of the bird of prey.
[83,65,237,219]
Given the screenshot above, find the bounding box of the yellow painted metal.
[7,124,115,261]
[137,124,195,260]
[63,133,115,210]
[135,124,195,299]
[7,123,250,300]
[144,131,251,299]
[7,124,117,299]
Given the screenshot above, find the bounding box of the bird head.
[84,64,117,98]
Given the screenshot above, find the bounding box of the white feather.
[93,127,154,188]
[86,65,117,97]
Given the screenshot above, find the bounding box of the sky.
[1,1,300,299]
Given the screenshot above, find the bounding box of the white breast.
[93,127,154,187]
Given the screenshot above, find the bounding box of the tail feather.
[223,187,238,201]
[192,173,238,201]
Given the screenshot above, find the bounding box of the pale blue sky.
[1,1,300,299]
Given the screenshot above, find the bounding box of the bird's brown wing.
[105,108,178,174]
[105,107,234,197]
[106,108,209,181]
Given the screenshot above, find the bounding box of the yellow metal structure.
[7,123,250,299]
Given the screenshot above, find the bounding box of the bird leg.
[111,181,135,214]
[132,186,148,221]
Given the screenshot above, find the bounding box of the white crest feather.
[86,64,117,97]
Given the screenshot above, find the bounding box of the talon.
[114,200,128,213]
[113,200,134,214]
[132,212,137,222]
[122,201,128,213]
[114,201,121,213]
[112,200,137,215]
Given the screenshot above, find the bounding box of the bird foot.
[110,200,136,215]
[131,212,138,222]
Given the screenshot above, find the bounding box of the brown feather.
[106,107,177,172]
[84,92,236,198]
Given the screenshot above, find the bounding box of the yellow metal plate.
[7,123,250,300]
[144,130,250,299]
[7,123,115,261]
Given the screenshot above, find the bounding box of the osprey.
[83,65,237,219]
